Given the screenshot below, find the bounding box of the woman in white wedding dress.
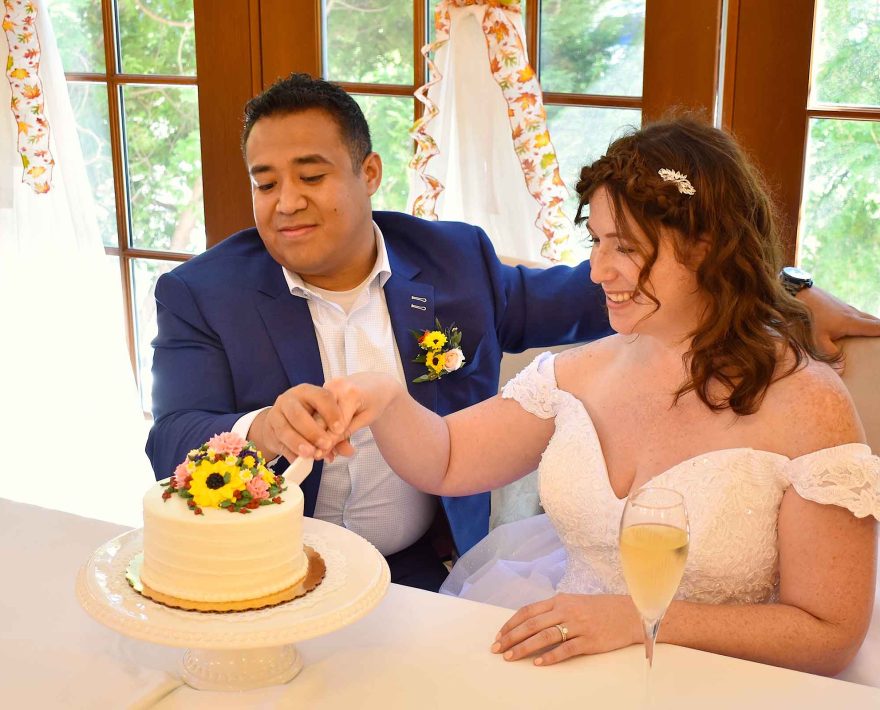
[315,118,879,676]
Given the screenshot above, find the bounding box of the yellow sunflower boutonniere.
[410,318,466,383]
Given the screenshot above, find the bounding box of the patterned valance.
[410,0,571,261]
[4,0,54,193]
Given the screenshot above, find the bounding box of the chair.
[834,336,880,687]
[839,336,880,454]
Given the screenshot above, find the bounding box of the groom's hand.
[251,384,347,462]
[799,285,880,366]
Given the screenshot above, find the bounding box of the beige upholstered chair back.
[840,337,880,454]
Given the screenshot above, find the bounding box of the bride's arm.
[653,365,877,674]
[326,372,556,496]
[657,492,876,675]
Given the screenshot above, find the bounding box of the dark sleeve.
[145,271,246,479]
[475,228,613,353]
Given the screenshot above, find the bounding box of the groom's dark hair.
[241,73,372,171]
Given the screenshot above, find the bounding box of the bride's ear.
[686,233,712,270]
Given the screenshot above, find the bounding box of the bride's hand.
[323,372,405,454]
[491,594,642,666]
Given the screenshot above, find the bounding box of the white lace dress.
[440,352,880,686]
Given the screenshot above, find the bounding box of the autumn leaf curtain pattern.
[410,0,572,261]
[3,0,54,194]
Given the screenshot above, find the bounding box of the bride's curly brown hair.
[575,116,831,415]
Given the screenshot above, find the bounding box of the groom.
[146,73,612,590]
[146,73,879,591]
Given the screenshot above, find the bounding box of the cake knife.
[286,455,315,486]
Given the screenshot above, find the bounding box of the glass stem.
[642,617,661,669]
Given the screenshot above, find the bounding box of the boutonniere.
[410,318,466,383]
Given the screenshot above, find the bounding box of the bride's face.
[587,186,706,339]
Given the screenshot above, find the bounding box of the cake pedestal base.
[76,518,389,693]
[182,645,303,691]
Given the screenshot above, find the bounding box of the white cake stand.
[76,517,389,691]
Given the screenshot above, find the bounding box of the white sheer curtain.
[409,0,576,264]
[1,1,153,526]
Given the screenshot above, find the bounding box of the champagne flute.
[619,487,689,675]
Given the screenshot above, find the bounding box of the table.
[2,498,878,709]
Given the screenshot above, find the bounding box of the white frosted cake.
[140,432,309,603]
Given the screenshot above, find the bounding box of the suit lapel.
[384,243,437,414]
[257,294,324,389]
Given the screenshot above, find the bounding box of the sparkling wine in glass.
[619,487,689,671]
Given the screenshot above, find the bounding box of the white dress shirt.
[234,224,436,556]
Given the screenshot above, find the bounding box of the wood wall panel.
[643,0,722,123]
[259,0,321,88]
[194,0,257,245]
[725,0,815,260]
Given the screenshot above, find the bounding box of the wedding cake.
[140,432,309,603]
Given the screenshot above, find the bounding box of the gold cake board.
[127,545,325,613]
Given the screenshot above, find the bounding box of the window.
[323,0,422,212]
[537,0,644,222]
[48,0,204,411]
[258,1,651,232]
[188,0,724,270]
[799,0,880,316]
[53,0,877,418]
[722,0,879,317]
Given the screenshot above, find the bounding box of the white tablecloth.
[2,498,879,709]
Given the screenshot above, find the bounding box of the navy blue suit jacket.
[146,212,612,554]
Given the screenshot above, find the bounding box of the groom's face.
[245,108,382,291]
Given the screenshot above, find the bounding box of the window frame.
[197,0,724,244]
[59,0,201,378]
[50,0,730,409]
[59,0,878,406]
[721,0,880,264]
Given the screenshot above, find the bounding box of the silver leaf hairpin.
[658,168,696,196]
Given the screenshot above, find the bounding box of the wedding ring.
[554,623,568,643]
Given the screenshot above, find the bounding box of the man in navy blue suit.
[146,73,610,590]
[146,73,877,591]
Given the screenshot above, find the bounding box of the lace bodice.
[502,352,880,605]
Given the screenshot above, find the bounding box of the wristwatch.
[779,266,813,296]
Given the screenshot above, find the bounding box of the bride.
[314,117,878,674]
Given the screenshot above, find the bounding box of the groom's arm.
[475,230,613,352]
[146,270,246,479]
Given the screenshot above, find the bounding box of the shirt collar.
[282,221,392,298]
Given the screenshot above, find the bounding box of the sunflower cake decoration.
[162,432,286,515]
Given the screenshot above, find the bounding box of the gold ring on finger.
[554,623,568,643]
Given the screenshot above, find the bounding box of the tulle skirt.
[440,514,565,609]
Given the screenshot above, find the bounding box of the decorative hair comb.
[658,168,696,196]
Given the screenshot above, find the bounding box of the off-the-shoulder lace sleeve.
[501,351,564,419]
[786,443,880,520]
